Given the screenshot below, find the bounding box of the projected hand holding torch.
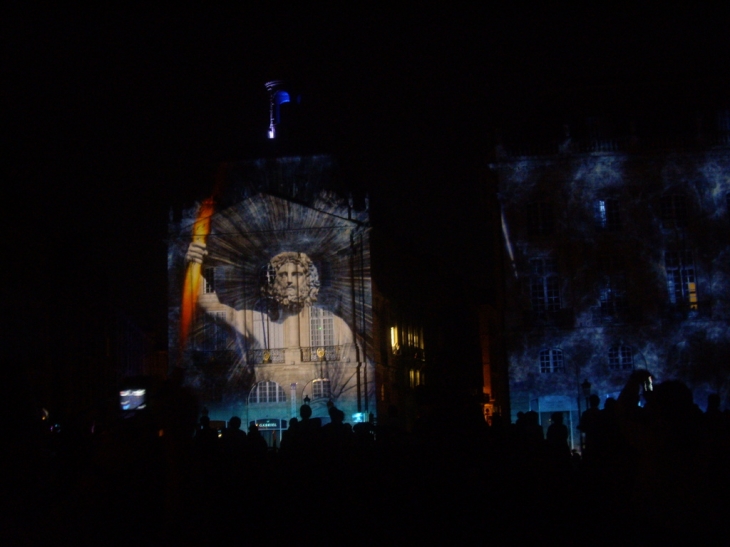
[185,242,208,264]
[179,199,215,351]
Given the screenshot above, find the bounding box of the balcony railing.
[246,348,286,364]
[301,346,341,362]
[245,346,345,364]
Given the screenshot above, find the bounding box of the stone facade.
[490,128,730,448]
[168,156,374,433]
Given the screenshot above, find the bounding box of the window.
[200,311,227,350]
[390,326,400,354]
[594,199,621,231]
[310,307,334,347]
[409,369,424,388]
[530,258,560,317]
[660,194,688,229]
[608,345,634,370]
[212,311,227,349]
[665,251,697,309]
[540,349,564,373]
[312,378,331,400]
[597,256,628,321]
[203,267,216,294]
[253,310,283,350]
[249,381,286,404]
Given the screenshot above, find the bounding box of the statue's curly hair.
[262,252,320,312]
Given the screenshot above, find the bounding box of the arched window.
[312,378,331,400]
[249,381,286,404]
[608,345,634,370]
[540,348,564,373]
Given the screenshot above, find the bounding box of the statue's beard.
[271,289,310,314]
[263,279,318,319]
[277,296,305,312]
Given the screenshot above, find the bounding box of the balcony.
[301,346,341,362]
[246,348,286,364]
[245,345,347,364]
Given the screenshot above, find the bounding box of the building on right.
[488,112,730,449]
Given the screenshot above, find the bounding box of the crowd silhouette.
[5,369,729,545]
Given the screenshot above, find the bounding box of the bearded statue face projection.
[172,175,375,427]
[263,252,320,313]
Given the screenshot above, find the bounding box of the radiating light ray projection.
[169,156,374,421]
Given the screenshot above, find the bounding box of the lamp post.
[303,395,310,406]
[579,379,592,455]
[581,379,592,408]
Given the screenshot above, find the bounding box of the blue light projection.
[493,145,730,432]
[266,81,292,139]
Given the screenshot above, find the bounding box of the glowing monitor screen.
[120,389,146,411]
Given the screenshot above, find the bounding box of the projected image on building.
[168,156,374,428]
[491,121,730,448]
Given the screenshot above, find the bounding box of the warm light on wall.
[180,198,215,352]
[390,326,399,353]
[409,368,423,388]
[688,282,698,309]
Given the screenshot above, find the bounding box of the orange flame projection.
[179,198,215,352]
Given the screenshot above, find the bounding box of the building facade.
[490,116,730,448]
[372,289,428,431]
[168,155,376,435]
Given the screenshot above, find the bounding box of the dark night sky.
[5,5,730,347]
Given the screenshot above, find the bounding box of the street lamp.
[581,379,592,406]
[303,395,310,406]
[578,379,592,455]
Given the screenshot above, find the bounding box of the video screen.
[120,389,146,411]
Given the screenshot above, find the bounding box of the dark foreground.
[5,387,729,545]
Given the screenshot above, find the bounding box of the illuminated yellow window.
[688,282,698,310]
[665,251,697,309]
[390,326,399,353]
